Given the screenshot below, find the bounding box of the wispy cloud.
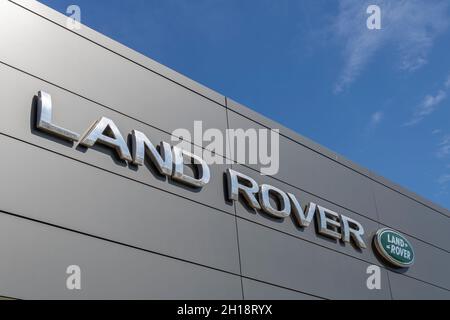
[404,74,450,126]
[369,111,384,127]
[434,134,450,196]
[436,174,450,197]
[445,74,450,89]
[420,91,447,116]
[437,174,450,185]
[437,135,450,158]
[333,0,450,93]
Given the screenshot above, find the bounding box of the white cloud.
[333,0,449,93]
[437,135,450,158]
[437,174,450,185]
[438,145,450,158]
[420,91,447,115]
[445,74,450,89]
[370,111,384,127]
[405,74,450,126]
[405,90,447,125]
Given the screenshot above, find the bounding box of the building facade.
[0,0,449,299]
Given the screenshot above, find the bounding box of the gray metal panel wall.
[0,0,448,299]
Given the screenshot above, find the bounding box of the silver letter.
[341,215,367,249]
[259,184,291,218]
[36,91,80,142]
[80,117,132,162]
[317,205,342,240]
[288,195,317,227]
[131,130,172,176]
[226,169,261,210]
[172,146,210,188]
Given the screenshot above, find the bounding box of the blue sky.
[39,0,450,210]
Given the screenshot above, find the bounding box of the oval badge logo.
[374,228,415,268]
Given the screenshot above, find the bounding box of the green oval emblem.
[374,228,415,268]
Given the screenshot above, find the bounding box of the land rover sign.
[374,228,415,268]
